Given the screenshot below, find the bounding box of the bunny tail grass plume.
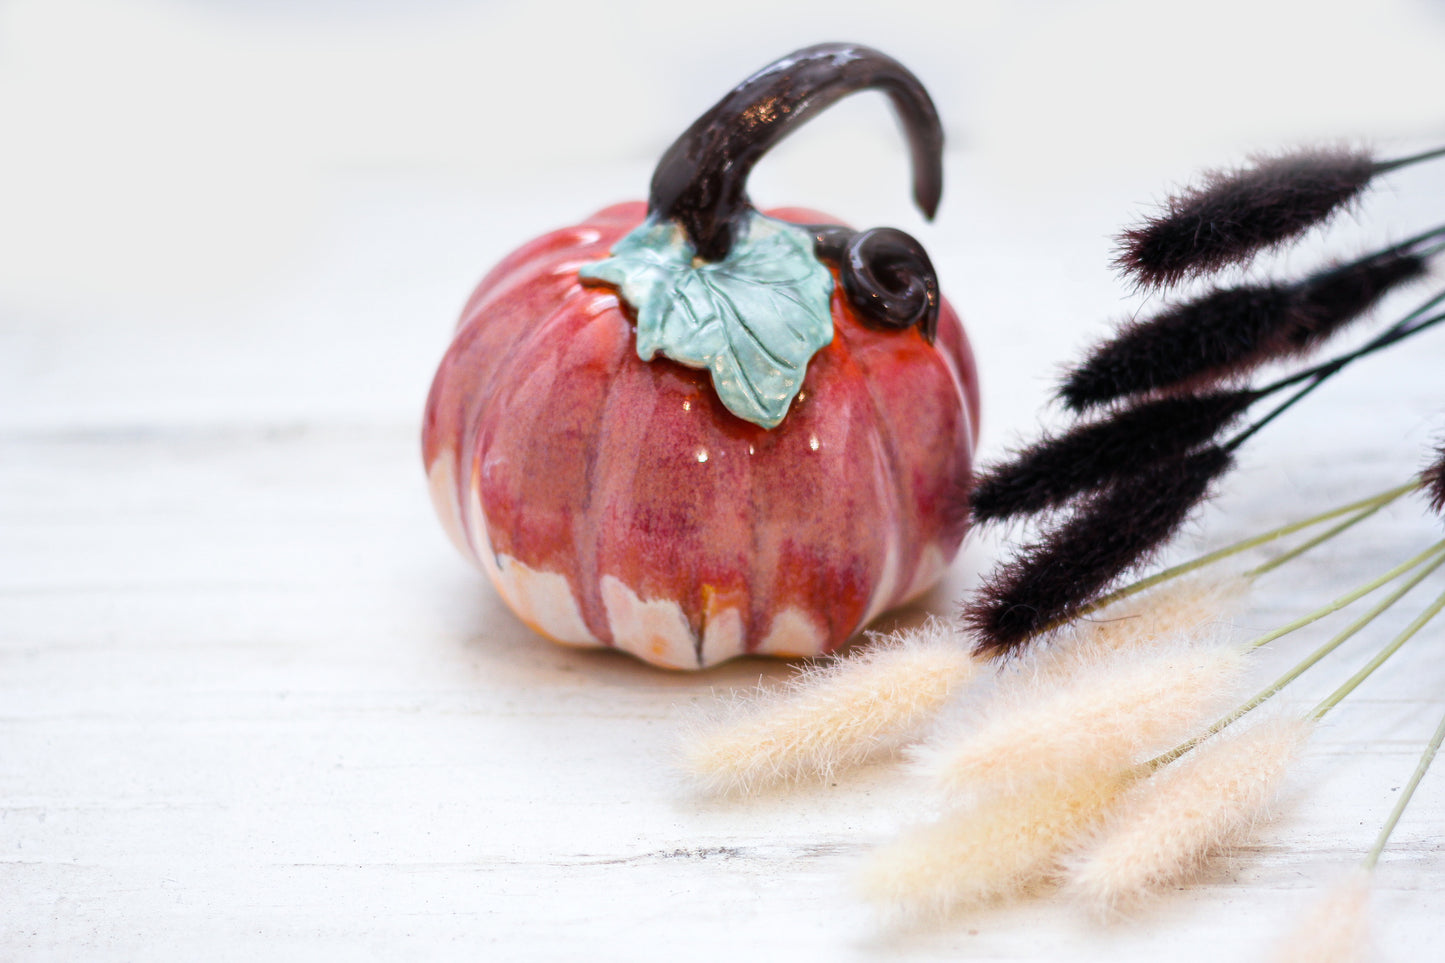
[966,446,1234,655]
[1066,715,1312,913]
[1064,573,1249,662]
[1019,572,1249,692]
[1282,251,1428,355]
[1269,869,1372,963]
[972,391,1257,521]
[1060,287,1295,411]
[1115,147,1377,288]
[1421,442,1445,517]
[859,772,1127,921]
[680,620,976,795]
[915,640,1248,799]
[1061,250,1424,412]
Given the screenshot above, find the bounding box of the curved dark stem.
[812,224,940,340]
[1376,144,1445,174]
[1258,286,1445,398]
[1225,294,1445,451]
[1224,374,1329,451]
[648,42,944,262]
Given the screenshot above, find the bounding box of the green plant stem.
[1144,546,1445,771]
[1363,703,1445,871]
[1246,540,1445,651]
[1246,497,1395,578]
[1079,480,1421,618]
[1309,584,1445,720]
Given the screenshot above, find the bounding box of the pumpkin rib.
[834,314,921,624]
[739,337,889,655]
[928,300,983,539]
[463,284,601,565]
[436,276,590,489]
[482,293,633,575]
[829,335,910,645]
[587,353,716,663]
[935,300,983,441]
[570,301,665,649]
[860,319,974,591]
[461,220,619,324]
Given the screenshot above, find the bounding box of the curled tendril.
[813,224,940,341]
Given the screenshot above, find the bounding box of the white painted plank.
[4,6,1445,955]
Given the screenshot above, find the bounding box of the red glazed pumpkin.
[423,45,980,668]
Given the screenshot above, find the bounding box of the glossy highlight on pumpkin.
[423,203,979,669]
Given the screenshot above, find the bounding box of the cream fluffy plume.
[912,574,1248,798]
[681,620,977,794]
[914,638,1248,799]
[1046,573,1248,669]
[859,772,1127,920]
[1066,715,1312,911]
[1269,869,1373,963]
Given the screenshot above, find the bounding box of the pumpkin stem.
[648,43,944,263]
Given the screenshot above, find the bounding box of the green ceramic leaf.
[579,211,835,429]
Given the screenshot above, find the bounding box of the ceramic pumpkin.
[423,43,980,669]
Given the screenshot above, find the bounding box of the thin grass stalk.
[1150,548,1445,770]
[1362,702,1445,869]
[1246,540,1445,651]
[1245,496,1394,577]
[1310,585,1445,720]
[1079,480,1420,618]
[1262,290,1445,397]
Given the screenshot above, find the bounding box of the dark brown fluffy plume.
[1279,250,1428,354]
[971,390,1256,523]
[964,445,1235,656]
[1060,284,1295,411]
[1061,251,1428,412]
[1423,442,1445,518]
[1115,147,1378,288]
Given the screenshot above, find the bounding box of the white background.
[4,0,1445,959]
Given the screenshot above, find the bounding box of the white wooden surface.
[5,2,1445,959]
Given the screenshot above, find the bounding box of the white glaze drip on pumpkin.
[904,543,948,602]
[459,455,599,648]
[600,575,700,669]
[863,540,903,625]
[495,556,598,647]
[425,449,469,558]
[755,607,827,658]
[699,602,746,668]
